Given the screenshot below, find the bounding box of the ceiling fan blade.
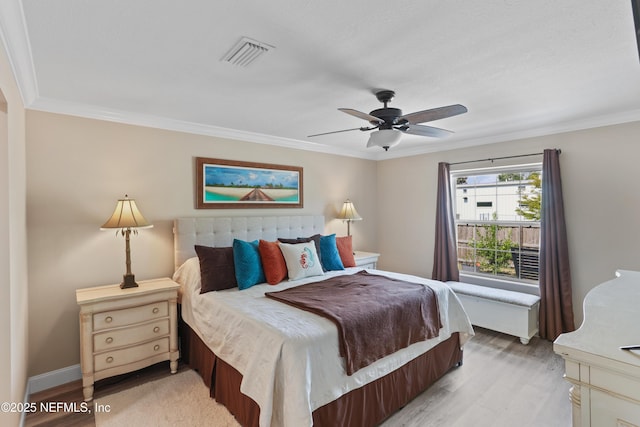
[338,108,384,124]
[399,124,454,138]
[308,127,373,137]
[399,104,468,124]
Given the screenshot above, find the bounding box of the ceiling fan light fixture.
[309,90,467,150]
[367,129,402,150]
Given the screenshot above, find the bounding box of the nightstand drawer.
[93,319,169,352]
[94,337,169,372]
[93,301,168,331]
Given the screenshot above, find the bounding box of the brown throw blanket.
[265,270,441,375]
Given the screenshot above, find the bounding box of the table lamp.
[101,195,153,289]
[336,199,362,236]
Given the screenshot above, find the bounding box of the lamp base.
[120,274,138,289]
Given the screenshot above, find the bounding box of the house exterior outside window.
[452,164,542,285]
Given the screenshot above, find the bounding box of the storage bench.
[447,281,540,345]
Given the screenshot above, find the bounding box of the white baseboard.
[27,364,81,395]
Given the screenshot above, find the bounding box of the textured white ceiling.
[2,0,640,159]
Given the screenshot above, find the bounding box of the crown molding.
[375,108,640,160]
[25,95,640,163]
[0,0,38,105]
[29,96,379,160]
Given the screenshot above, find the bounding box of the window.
[452,164,541,283]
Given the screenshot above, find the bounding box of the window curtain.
[432,162,459,282]
[539,149,575,341]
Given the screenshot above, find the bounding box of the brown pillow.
[258,240,288,285]
[277,237,301,244]
[336,236,356,267]
[194,245,237,293]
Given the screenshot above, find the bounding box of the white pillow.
[278,241,324,280]
[172,257,202,296]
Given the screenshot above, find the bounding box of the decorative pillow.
[336,235,356,267]
[278,235,323,267]
[258,240,288,285]
[277,237,301,244]
[319,234,344,271]
[172,257,202,296]
[278,241,324,280]
[194,245,237,293]
[232,239,266,290]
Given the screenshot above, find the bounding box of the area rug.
[95,370,240,427]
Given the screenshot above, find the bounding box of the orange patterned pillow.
[336,236,356,267]
[258,240,288,285]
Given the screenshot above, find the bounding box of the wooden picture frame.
[196,157,303,209]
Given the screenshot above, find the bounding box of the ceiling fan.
[308,90,467,151]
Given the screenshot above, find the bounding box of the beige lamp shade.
[337,199,362,238]
[101,196,153,230]
[336,199,362,221]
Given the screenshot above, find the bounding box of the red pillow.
[336,236,356,267]
[258,240,288,285]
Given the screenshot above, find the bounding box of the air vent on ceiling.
[221,37,274,67]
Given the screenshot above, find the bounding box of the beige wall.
[25,110,378,376]
[0,36,28,426]
[377,124,640,326]
[23,100,640,379]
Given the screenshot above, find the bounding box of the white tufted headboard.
[173,215,325,270]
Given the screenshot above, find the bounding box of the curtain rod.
[449,149,560,166]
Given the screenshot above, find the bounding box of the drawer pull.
[152,307,159,314]
[105,316,113,323]
[153,345,160,351]
[106,356,114,363]
[105,337,113,344]
[153,326,160,333]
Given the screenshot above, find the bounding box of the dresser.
[354,251,380,269]
[76,278,180,401]
[553,270,640,427]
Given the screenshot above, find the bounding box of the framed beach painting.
[196,157,303,209]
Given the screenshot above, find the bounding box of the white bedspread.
[175,259,474,427]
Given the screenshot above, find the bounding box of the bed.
[172,215,474,427]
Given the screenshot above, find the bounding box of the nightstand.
[76,277,179,401]
[354,251,380,269]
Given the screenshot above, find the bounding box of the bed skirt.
[179,317,462,427]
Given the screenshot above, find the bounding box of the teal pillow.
[232,239,266,290]
[319,234,345,271]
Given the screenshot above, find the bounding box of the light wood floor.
[381,328,571,427]
[25,328,571,427]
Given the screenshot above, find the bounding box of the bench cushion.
[446,281,540,308]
